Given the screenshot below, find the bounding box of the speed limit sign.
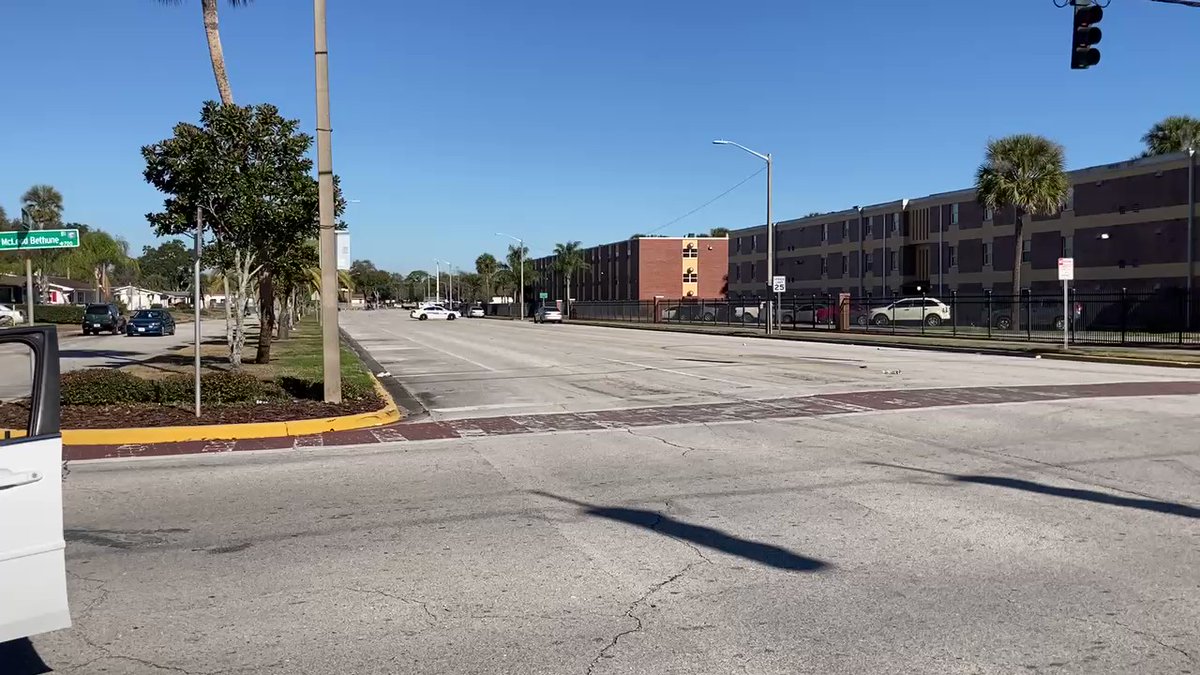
[772,275,786,293]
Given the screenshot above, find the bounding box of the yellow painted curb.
[3,376,402,446]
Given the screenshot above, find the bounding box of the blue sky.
[2,1,1197,273]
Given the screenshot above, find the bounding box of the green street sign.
[538,292,548,299]
[0,229,81,252]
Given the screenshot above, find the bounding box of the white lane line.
[375,327,498,372]
[602,358,755,388]
[429,402,538,413]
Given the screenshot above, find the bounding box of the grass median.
[0,319,388,430]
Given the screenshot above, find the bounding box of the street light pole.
[434,260,442,303]
[713,140,774,334]
[496,233,525,321]
[1188,146,1195,330]
[313,0,340,403]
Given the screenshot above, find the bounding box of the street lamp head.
[712,140,731,145]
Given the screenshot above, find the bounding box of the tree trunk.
[201,0,235,105]
[223,273,236,367]
[1011,210,1025,332]
[256,267,275,364]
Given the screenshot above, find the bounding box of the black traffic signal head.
[1071,3,1103,69]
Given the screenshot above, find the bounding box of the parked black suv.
[82,304,126,335]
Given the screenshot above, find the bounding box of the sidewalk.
[571,320,1200,367]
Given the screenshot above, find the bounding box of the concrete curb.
[340,328,429,421]
[569,320,1200,369]
[57,376,401,446]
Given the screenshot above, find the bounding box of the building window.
[864,252,873,269]
[683,273,698,283]
[1065,186,1075,211]
[750,263,756,280]
[821,256,828,275]
[864,218,872,238]
[984,205,994,221]
[683,245,698,258]
[950,203,960,226]
[842,221,849,239]
[889,213,899,234]
[888,250,897,272]
[1061,234,1073,257]
[982,241,992,266]
[735,265,741,282]
[841,256,848,275]
[948,245,958,268]
[821,223,828,242]
[751,235,757,252]
[1021,238,1031,263]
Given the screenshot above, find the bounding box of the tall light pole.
[434,259,442,303]
[713,140,774,334]
[496,233,525,321]
[314,0,340,403]
[1188,146,1195,330]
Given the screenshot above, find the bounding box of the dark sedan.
[126,309,176,337]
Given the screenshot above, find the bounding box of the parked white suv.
[0,304,24,327]
[863,297,951,327]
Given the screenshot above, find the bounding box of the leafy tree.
[66,230,134,301]
[138,239,193,291]
[142,101,324,366]
[975,134,1069,330]
[552,240,589,315]
[156,0,252,105]
[475,253,498,300]
[708,227,730,237]
[274,241,318,338]
[404,270,430,302]
[1141,115,1200,156]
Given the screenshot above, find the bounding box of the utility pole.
[314,0,341,403]
[1188,146,1196,330]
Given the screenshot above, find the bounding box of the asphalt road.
[340,311,1193,421]
[25,313,1200,674]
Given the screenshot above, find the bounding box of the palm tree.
[405,270,431,302]
[552,241,589,316]
[157,0,252,105]
[475,253,498,300]
[20,185,65,303]
[70,231,132,302]
[1141,115,1200,156]
[975,134,1069,330]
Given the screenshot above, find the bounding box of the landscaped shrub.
[33,304,85,324]
[199,371,262,404]
[61,369,156,406]
[154,375,194,404]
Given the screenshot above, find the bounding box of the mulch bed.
[0,394,384,430]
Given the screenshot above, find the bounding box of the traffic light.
[1071,2,1103,69]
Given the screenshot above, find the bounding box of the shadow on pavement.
[865,461,1200,519]
[0,638,53,674]
[532,490,828,571]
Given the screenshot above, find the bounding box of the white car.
[468,307,485,318]
[534,306,563,324]
[0,304,24,327]
[863,297,951,327]
[410,304,458,321]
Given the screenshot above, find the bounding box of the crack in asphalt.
[626,428,701,457]
[1114,620,1198,664]
[343,586,438,626]
[584,510,713,674]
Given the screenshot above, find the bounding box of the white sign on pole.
[1057,257,1074,281]
[772,275,787,293]
[336,231,351,270]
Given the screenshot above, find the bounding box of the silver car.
[534,306,563,324]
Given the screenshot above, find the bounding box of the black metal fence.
[569,290,1200,346]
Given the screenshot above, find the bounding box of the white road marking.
[602,358,755,388]
[377,327,498,372]
[429,402,539,413]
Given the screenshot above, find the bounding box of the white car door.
[0,326,70,644]
[894,299,916,322]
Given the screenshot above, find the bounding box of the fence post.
[1070,287,1077,345]
[1120,287,1128,344]
[889,288,896,335]
[1180,291,1186,346]
[986,290,992,338]
[865,291,872,332]
[1024,289,1031,341]
[951,290,957,336]
[921,289,927,335]
[825,293,833,328]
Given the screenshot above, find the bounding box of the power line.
[1149,0,1200,6]
[643,166,766,235]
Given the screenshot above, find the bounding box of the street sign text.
[0,229,80,252]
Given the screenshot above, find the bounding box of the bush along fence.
[58,369,377,407]
[568,289,1200,346]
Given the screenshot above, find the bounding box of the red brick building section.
[532,236,729,302]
